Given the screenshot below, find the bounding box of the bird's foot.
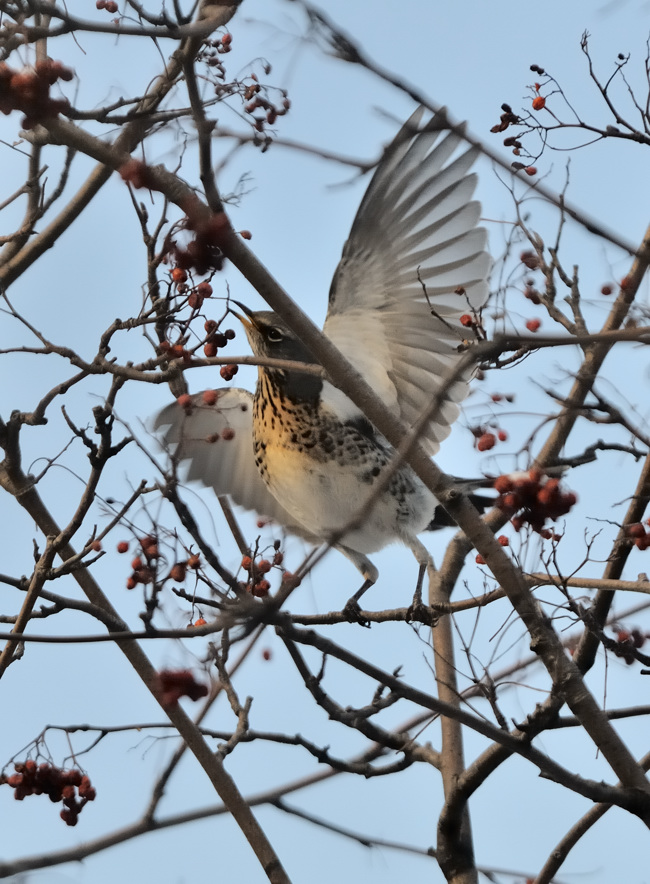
[341,577,374,626]
[406,599,436,626]
[342,598,371,627]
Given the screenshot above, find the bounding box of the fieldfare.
[156,107,491,608]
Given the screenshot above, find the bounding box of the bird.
[155,107,491,613]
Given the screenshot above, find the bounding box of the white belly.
[261,441,436,555]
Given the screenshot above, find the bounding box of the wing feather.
[324,108,491,455]
[154,388,311,537]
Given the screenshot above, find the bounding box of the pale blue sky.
[2,2,650,883]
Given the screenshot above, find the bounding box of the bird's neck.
[257,365,323,407]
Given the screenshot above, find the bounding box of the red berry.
[257,559,272,574]
[524,166,537,176]
[170,562,187,582]
[262,648,272,661]
[494,475,513,493]
[600,284,613,296]
[475,554,486,565]
[532,96,546,111]
[477,432,496,451]
[204,341,218,358]
[187,554,200,569]
[520,250,540,270]
[240,230,252,240]
[194,617,207,627]
[252,579,271,597]
[90,540,102,552]
[220,363,239,381]
[497,535,509,546]
[241,555,253,570]
[202,389,217,406]
[460,314,473,327]
[177,393,192,409]
[626,523,646,539]
[497,429,508,442]
[171,268,187,284]
[526,318,541,333]
[221,427,235,441]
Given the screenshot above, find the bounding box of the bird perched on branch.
[156,107,491,613]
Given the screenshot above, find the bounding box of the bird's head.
[231,305,313,363]
[230,302,321,401]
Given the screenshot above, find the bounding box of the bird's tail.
[427,477,493,531]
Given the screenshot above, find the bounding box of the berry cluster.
[200,32,233,81]
[1,761,96,826]
[610,625,648,665]
[156,669,209,708]
[169,270,212,305]
[0,60,73,129]
[244,84,291,131]
[490,102,521,133]
[472,425,508,452]
[240,542,284,597]
[120,179,230,275]
[493,469,577,535]
[125,535,159,590]
[625,521,650,551]
[158,339,191,365]
[157,316,237,372]
[170,203,229,276]
[168,554,200,583]
[202,319,236,358]
[490,104,537,174]
[504,134,524,156]
[95,0,119,11]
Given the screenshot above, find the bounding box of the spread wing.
[154,388,312,537]
[323,107,491,456]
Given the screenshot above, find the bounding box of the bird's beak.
[229,300,257,331]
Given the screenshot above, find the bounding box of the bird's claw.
[406,599,436,626]
[342,598,371,627]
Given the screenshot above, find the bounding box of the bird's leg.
[413,562,427,606]
[404,535,436,622]
[337,546,378,626]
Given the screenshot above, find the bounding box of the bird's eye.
[266,327,284,343]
